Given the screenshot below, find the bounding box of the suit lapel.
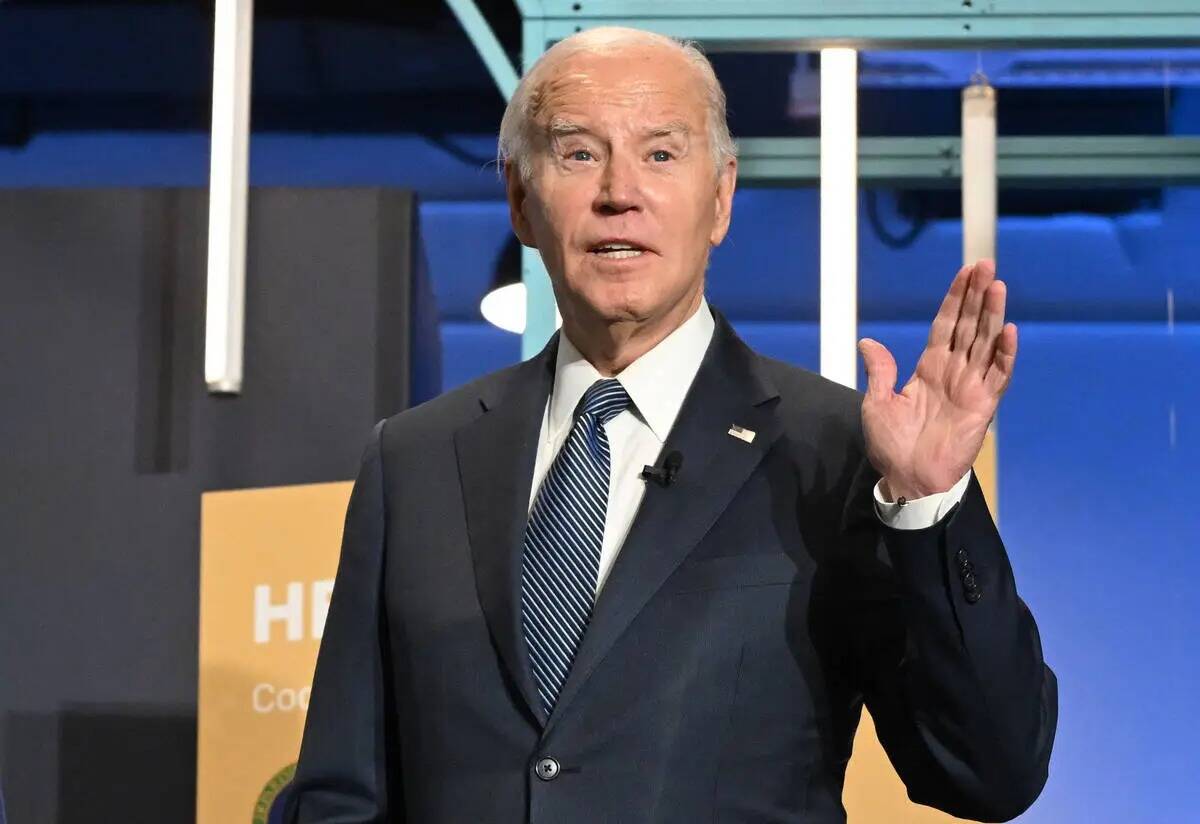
[546,310,783,732]
[455,335,558,728]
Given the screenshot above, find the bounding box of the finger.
[928,263,974,349]
[858,337,897,401]
[984,322,1018,396]
[952,259,996,354]
[968,278,1007,371]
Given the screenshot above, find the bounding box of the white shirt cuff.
[873,468,972,530]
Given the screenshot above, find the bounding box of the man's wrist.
[881,476,942,503]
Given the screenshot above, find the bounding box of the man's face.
[506,45,737,332]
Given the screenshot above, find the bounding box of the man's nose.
[594,153,642,215]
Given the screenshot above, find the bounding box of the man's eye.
[651,150,674,162]
[570,149,594,161]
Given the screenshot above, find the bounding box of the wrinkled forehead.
[528,47,707,137]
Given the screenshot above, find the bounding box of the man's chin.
[571,289,703,330]
[559,287,640,321]
[586,299,652,326]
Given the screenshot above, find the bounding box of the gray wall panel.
[0,186,437,822]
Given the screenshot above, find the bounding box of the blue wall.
[3,120,1197,821]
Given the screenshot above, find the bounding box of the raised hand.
[857,259,1017,501]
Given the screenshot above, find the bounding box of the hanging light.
[481,236,561,334]
[481,282,527,334]
[962,68,1001,510]
[480,235,525,333]
[962,71,997,265]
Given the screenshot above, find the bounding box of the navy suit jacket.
[286,307,1057,823]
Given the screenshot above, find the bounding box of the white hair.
[497,26,737,183]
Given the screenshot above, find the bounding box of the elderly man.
[287,26,1057,824]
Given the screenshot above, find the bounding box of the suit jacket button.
[535,757,561,781]
[965,587,982,604]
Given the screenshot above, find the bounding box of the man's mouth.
[588,242,649,260]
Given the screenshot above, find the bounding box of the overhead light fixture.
[481,236,561,335]
[961,72,1000,509]
[481,282,526,334]
[480,235,524,333]
[962,72,997,265]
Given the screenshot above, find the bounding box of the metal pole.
[445,0,521,99]
[520,19,561,359]
[819,48,859,389]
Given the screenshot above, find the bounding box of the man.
[286,26,1057,823]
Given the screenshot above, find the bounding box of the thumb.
[858,338,897,401]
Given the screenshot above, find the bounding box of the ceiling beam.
[736,135,1200,185]
[527,1,1200,49]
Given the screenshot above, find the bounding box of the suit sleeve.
[285,418,402,823]
[838,449,1058,823]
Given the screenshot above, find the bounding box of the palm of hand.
[858,260,1017,500]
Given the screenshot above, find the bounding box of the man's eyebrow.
[547,118,590,137]
[543,119,692,139]
[644,121,691,138]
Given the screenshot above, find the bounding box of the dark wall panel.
[0,187,439,822]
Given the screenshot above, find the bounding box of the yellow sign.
[197,481,352,824]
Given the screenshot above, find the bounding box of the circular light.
[480,282,526,334]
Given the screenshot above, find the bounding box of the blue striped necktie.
[520,377,632,717]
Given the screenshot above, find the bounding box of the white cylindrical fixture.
[962,77,997,265]
[819,48,859,389]
[204,0,254,394]
[963,76,1000,489]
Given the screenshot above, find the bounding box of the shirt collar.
[549,296,715,444]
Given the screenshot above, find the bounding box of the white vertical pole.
[962,74,1000,507]
[205,0,254,394]
[819,48,859,389]
[962,76,997,265]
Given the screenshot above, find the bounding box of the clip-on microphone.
[641,450,684,488]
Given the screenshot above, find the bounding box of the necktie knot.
[579,378,631,426]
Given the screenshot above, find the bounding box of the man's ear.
[709,157,738,247]
[504,160,537,248]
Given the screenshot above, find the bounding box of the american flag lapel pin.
[727,424,756,444]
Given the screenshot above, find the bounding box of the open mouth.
[588,242,650,260]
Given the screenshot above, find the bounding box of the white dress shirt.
[528,297,971,597]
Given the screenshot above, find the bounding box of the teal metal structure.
[450,0,1200,355]
[739,136,1200,185]
[445,0,521,99]
[518,1,1200,47]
